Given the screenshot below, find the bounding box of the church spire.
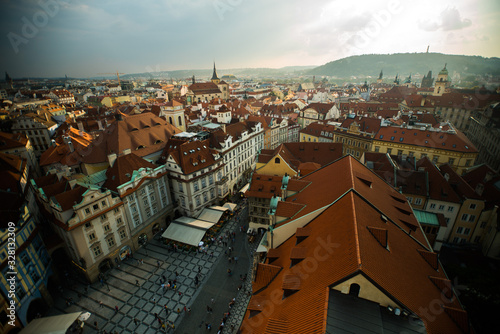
[211,62,219,81]
[211,62,220,84]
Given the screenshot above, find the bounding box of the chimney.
[444,173,450,182]
[67,140,74,152]
[122,148,131,155]
[107,153,117,167]
[45,113,50,122]
[77,121,84,132]
[97,119,104,130]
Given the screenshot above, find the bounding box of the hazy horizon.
[1,0,499,78]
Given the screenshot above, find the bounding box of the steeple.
[211,62,219,82]
[192,75,195,85]
[379,70,383,80]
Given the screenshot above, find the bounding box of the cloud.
[418,7,471,32]
[440,7,471,30]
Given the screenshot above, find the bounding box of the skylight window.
[390,136,395,140]
[399,138,404,142]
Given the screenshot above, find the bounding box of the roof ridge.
[350,190,362,269]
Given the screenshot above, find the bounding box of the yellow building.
[372,125,477,175]
[256,142,343,177]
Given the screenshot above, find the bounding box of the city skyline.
[1,0,500,78]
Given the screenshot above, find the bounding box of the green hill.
[308,53,500,78]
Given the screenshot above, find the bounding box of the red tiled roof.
[160,139,218,176]
[52,185,86,211]
[242,157,467,333]
[275,202,305,219]
[104,153,157,193]
[376,126,477,153]
[416,157,461,203]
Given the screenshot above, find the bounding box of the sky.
[1,0,499,78]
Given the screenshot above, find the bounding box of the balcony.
[216,176,228,185]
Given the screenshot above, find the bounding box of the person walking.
[99,301,103,308]
[115,305,119,313]
[134,318,139,326]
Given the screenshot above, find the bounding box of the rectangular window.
[117,217,122,225]
[201,178,207,188]
[21,253,30,265]
[430,203,436,209]
[386,148,392,154]
[414,198,422,205]
[209,174,214,185]
[409,151,414,157]
[107,236,115,248]
[374,146,380,152]
[194,182,199,192]
[448,158,455,165]
[131,205,137,214]
[119,229,127,240]
[85,222,92,229]
[447,206,454,212]
[407,197,413,204]
[464,228,471,235]
[461,213,469,221]
[438,205,445,211]
[397,150,403,156]
[474,236,481,243]
[195,196,201,206]
[465,159,472,167]
[103,225,110,232]
[143,198,148,206]
[85,208,91,215]
[203,192,208,202]
[88,233,96,241]
[101,200,107,207]
[469,203,477,210]
[469,215,476,222]
[101,213,107,221]
[180,197,185,207]
[150,194,155,202]
[93,245,102,257]
[432,155,439,163]
[178,182,183,193]
[456,227,463,234]
[93,204,99,210]
[114,208,119,214]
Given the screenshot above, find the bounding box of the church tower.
[377,70,383,84]
[211,62,220,85]
[433,64,450,96]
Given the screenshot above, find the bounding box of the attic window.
[390,136,395,140]
[391,195,406,203]
[155,140,163,144]
[399,138,404,142]
[184,152,187,155]
[131,128,139,131]
[442,142,446,146]
[414,132,417,136]
[137,145,146,150]
[379,135,383,139]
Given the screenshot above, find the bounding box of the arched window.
[169,117,173,124]
[275,158,280,164]
[349,283,360,297]
[178,115,182,126]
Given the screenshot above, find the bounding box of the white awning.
[161,218,215,246]
[197,208,224,224]
[20,312,82,334]
[210,205,229,212]
[223,202,237,211]
[239,183,250,193]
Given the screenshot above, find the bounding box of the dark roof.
[104,153,157,193]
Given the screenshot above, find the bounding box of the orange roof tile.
[241,156,467,334]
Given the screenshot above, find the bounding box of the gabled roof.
[104,153,157,193]
[80,112,178,164]
[302,102,334,114]
[241,156,467,334]
[0,152,26,194]
[188,82,222,95]
[439,164,482,201]
[416,157,461,203]
[0,132,29,151]
[461,164,500,206]
[52,185,86,211]
[160,139,218,175]
[257,142,343,175]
